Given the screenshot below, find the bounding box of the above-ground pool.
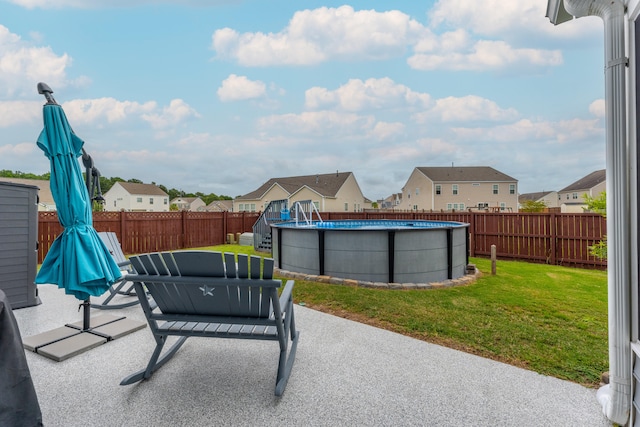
[270,219,470,284]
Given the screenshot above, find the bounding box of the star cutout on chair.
[199,285,215,296]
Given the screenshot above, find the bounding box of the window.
[493,184,499,195]
[149,198,154,205]
[415,188,419,195]
[164,198,168,205]
[344,203,348,211]
[500,202,506,211]
[413,205,418,210]
[435,185,441,195]
[572,192,578,199]
[238,203,244,211]
[566,194,569,200]
[452,184,458,195]
[313,201,320,210]
[446,203,452,210]
[509,184,515,195]
[136,197,142,203]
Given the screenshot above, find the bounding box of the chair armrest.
[278,280,295,311]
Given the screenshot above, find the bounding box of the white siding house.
[103,182,169,212]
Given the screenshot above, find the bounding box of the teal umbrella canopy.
[34,103,121,301]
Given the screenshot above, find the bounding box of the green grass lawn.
[192,244,609,387]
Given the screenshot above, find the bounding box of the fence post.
[223,211,227,241]
[180,210,187,249]
[549,213,557,265]
[119,211,127,254]
[469,211,476,257]
[491,244,497,275]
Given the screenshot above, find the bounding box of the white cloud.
[142,99,201,129]
[6,0,239,9]
[0,25,78,98]
[428,0,600,41]
[413,95,518,123]
[451,118,602,143]
[258,110,375,137]
[212,4,568,73]
[0,101,42,127]
[408,39,562,71]
[63,98,157,125]
[212,5,425,66]
[589,99,605,118]
[305,77,431,112]
[0,141,38,156]
[217,74,266,102]
[371,121,404,141]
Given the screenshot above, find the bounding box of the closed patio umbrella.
[34,83,121,330]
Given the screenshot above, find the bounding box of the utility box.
[0,181,40,308]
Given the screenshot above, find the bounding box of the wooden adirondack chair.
[90,232,139,310]
[120,250,299,396]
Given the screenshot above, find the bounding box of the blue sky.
[0,0,605,200]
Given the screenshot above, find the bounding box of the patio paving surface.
[12,284,611,427]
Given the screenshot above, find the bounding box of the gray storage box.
[0,181,40,308]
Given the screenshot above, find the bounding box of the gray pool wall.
[271,221,469,284]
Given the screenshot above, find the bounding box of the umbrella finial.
[37,82,57,105]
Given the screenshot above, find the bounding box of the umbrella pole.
[82,299,91,331]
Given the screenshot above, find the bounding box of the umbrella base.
[23,314,145,362]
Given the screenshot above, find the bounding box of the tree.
[520,199,547,213]
[584,191,607,259]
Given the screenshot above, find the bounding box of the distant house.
[234,172,370,212]
[170,197,206,211]
[103,182,169,212]
[0,177,56,211]
[205,200,233,212]
[518,191,559,210]
[401,166,519,212]
[557,169,606,213]
[379,193,402,209]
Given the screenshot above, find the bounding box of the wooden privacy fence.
[37,211,607,269]
[37,211,260,264]
[316,211,607,269]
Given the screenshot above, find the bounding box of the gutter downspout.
[561,1,630,425]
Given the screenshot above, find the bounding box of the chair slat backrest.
[98,231,128,267]
[129,251,277,318]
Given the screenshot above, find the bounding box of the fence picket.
[37,210,606,269]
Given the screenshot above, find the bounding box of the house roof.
[237,172,353,200]
[113,182,168,196]
[559,169,606,192]
[519,191,555,203]
[0,177,55,206]
[206,200,233,211]
[170,197,202,204]
[416,166,517,183]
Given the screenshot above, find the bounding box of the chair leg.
[275,307,299,396]
[120,335,188,386]
[91,279,140,310]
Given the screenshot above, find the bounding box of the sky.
[0,0,606,201]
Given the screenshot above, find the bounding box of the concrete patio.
[13,284,610,426]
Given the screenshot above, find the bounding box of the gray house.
[557,169,606,213]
